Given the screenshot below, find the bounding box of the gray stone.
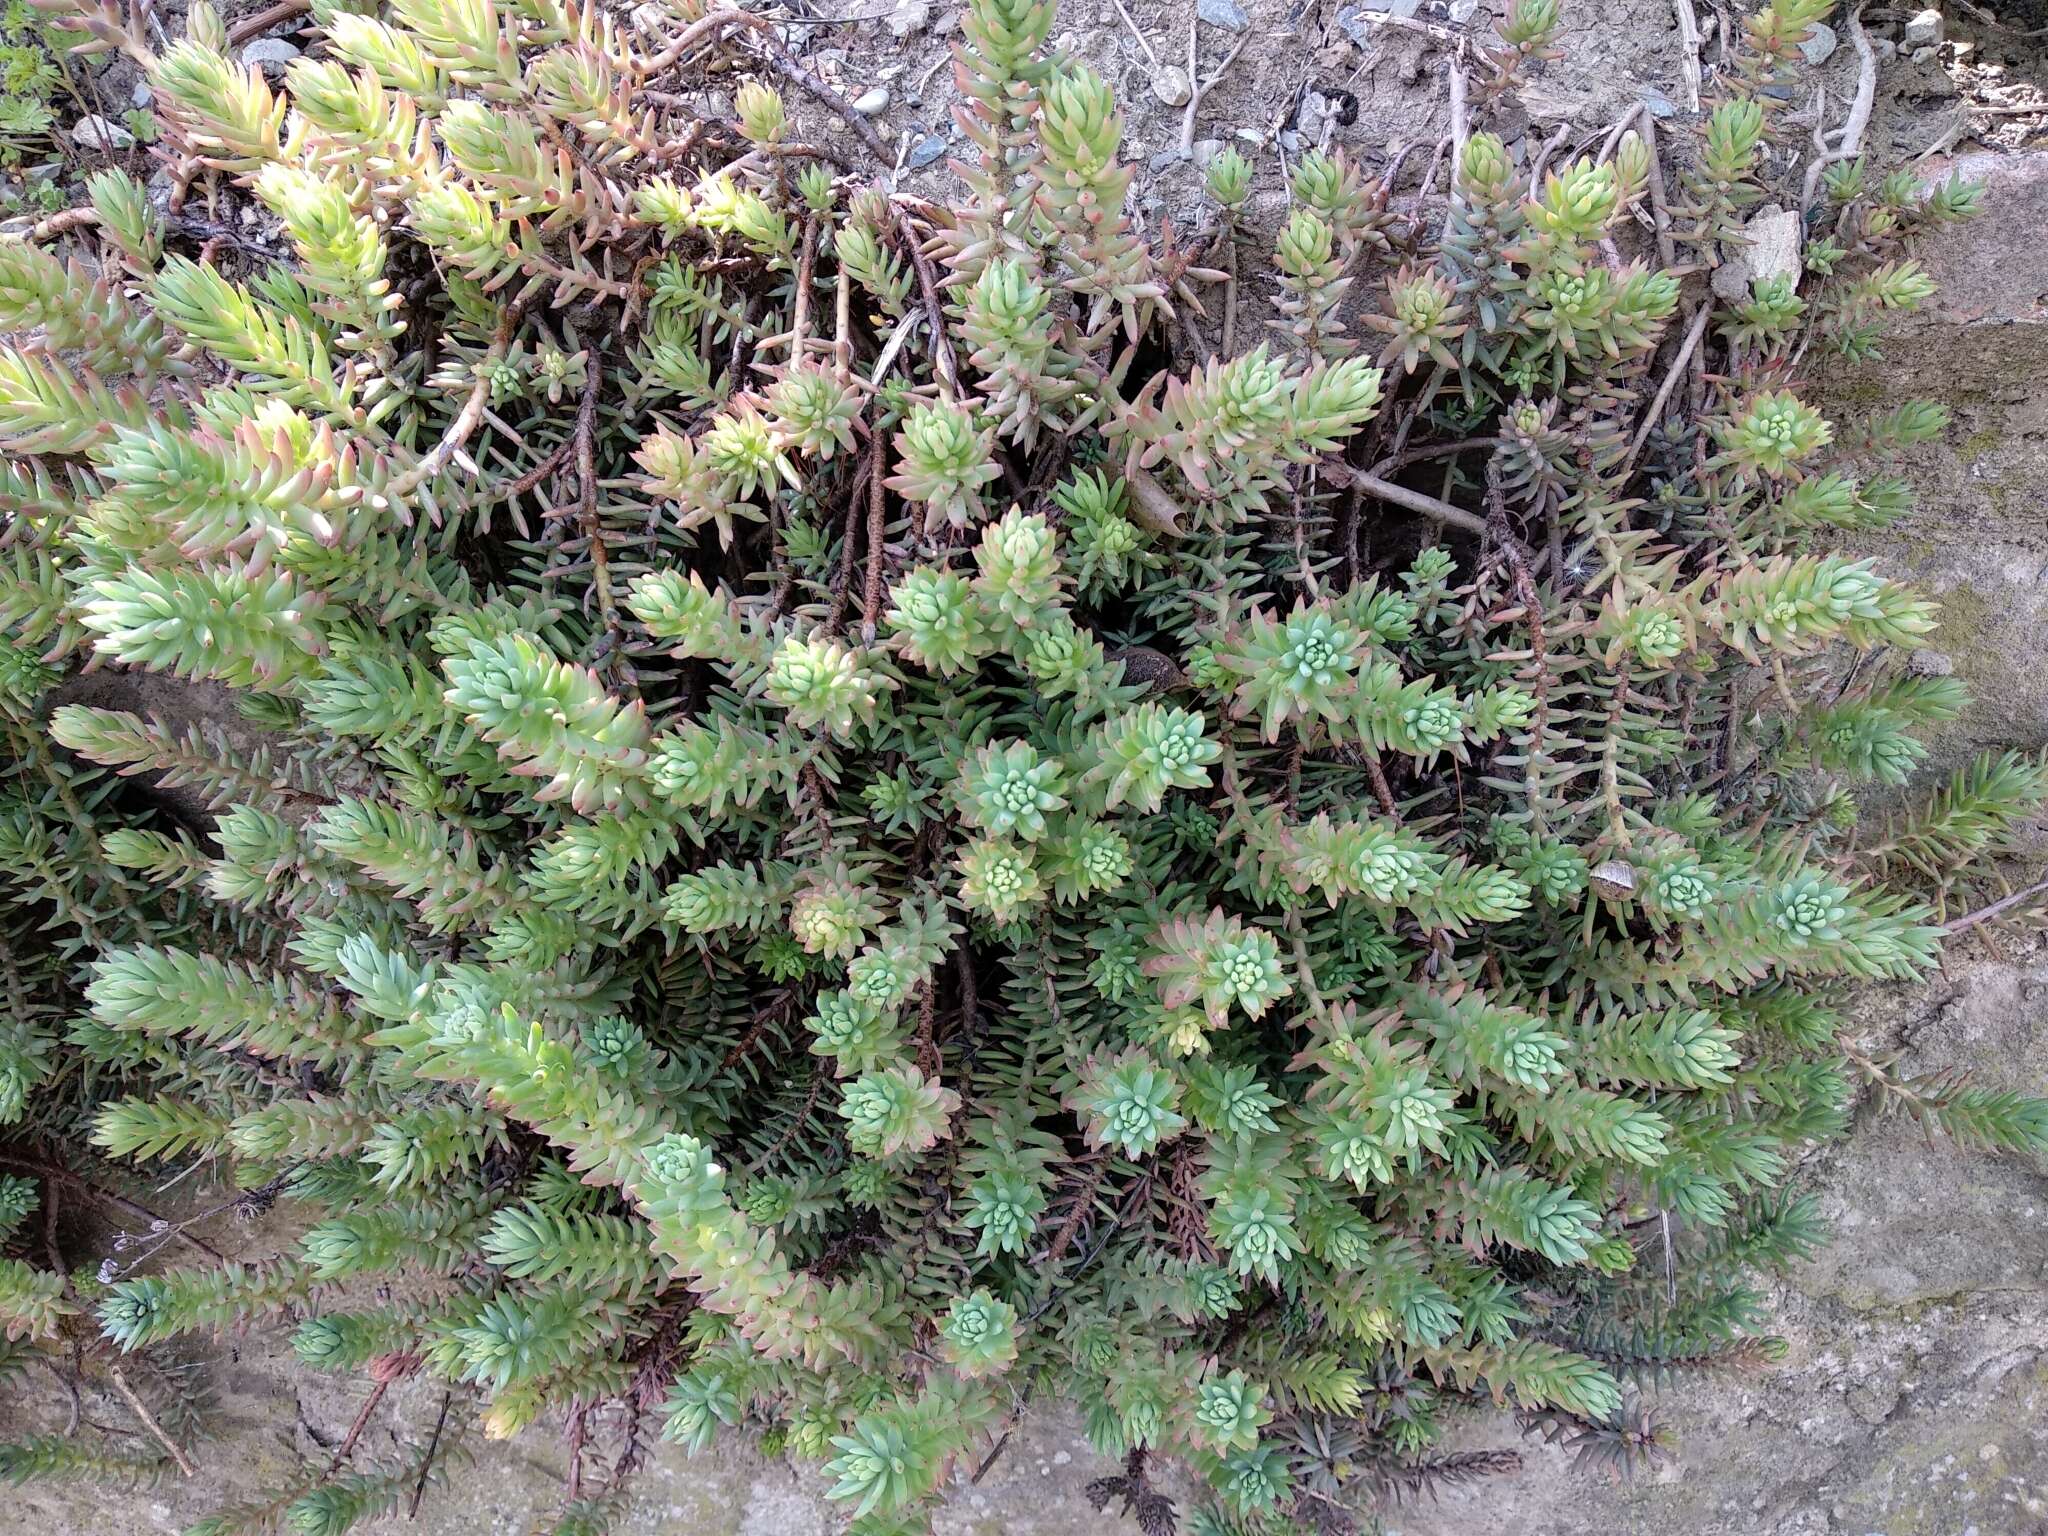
[1903,7,1944,47]
[1148,148,1184,173]
[1710,202,1804,300]
[1151,64,1191,107]
[1639,84,1676,119]
[69,113,134,151]
[1800,20,1837,66]
[906,133,947,169]
[130,79,152,107]
[885,0,929,36]
[1191,137,1225,167]
[1296,89,1338,144]
[1197,0,1247,31]
[851,86,890,115]
[238,36,300,68]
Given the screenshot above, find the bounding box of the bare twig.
[1623,302,1711,472]
[888,203,961,398]
[970,1426,1018,1484]
[1440,51,1470,242]
[1345,6,1467,44]
[1673,0,1703,113]
[108,1364,198,1478]
[1110,0,1162,67]
[788,215,821,365]
[1369,435,1503,478]
[1943,875,2048,935]
[1639,113,1678,271]
[1801,7,1876,212]
[1527,122,1574,187]
[10,206,100,241]
[408,1392,453,1519]
[380,294,533,512]
[1322,463,1490,537]
[226,0,308,47]
[1598,102,1646,165]
[1178,20,1254,158]
[322,1378,393,1477]
[862,432,888,642]
[500,437,575,503]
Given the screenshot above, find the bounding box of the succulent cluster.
[2,0,2045,1532]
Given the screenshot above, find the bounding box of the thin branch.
[1110,0,1162,67]
[1672,0,1703,113]
[1801,7,1876,212]
[108,1363,197,1478]
[888,203,961,399]
[408,1392,453,1519]
[788,215,821,365]
[1623,301,1711,472]
[380,294,533,511]
[11,206,100,241]
[1369,435,1502,478]
[322,1378,392,1477]
[226,0,308,47]
[1178,21,1254,158]
[1639,113,1678,271]
[1321,462,1490,537]
[861,432,889,643]
[1943,874,2048,935]
[1440,49,1469,242]
[1527,122,1574,187]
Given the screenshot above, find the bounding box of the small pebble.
[852,86,890,115]
[1148,148,1183,173]
[70,113,135,151]
[1902,7,1943,47]
[887,0,930,37]
[1191,137,1225,167]
[1639,85,1677,119]
[1152,65,1191,107]
[1197,0,1248,32]
[1800,20,1838,67]
[907,134,947,169]
[1910,44,1938,63]
[131,79,153,107]
[1296,89,1338,142]
[239,36,300,69]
